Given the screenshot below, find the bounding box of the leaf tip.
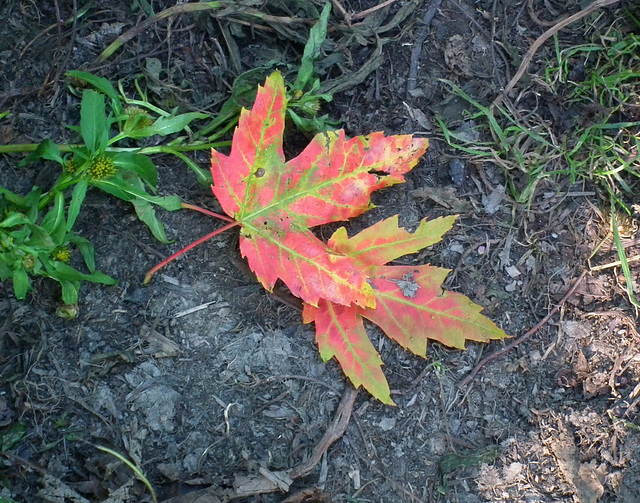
[348,379,394,406]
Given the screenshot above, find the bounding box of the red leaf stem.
[181,202,234,222]
[144,220,239,284]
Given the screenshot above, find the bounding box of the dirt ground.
[2,1,640,502]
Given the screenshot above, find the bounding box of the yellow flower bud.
[56,303,78,320]
[65,159,79,174]
[124,106,153,131]
[88,155,116,180]
[22,253,36,270]
[52,246,71,263]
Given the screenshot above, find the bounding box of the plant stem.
[38,174,82,210]
[133,142,231,153]
[143,220,239,284]
[181,203,234,222]
[0,141,229,155]
[0,143,79,153]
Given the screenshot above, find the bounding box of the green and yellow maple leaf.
[303,216,507,404]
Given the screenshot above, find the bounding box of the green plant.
[191,2,337,140]
[438,21,640,202]
[437,446,499,494]
[286,3,337,133]
[435,79,562,204]
[0,3,338,312]
[545,20,640,307]
[0,72,210,311]
[24,72,206,242]
[0,185,116,313]
[546,26,640,197]
[540,21,640,310]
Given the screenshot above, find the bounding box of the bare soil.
[1,1,640,502]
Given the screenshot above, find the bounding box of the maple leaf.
[147,71,506,405]
[210,71,427,307]
[303,216,508,404]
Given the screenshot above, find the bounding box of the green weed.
[436,79,561,203]
[0,184,117,313]
[0,76,204,311]
[0,4,337,315]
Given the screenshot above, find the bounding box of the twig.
[527,0,565,27]
[591,253,640,271]
[406,0,443,97]
[330,0,350,22]
[22,1,90,57]
[290,384,358,479]
[0,450,47,476]
[96,2,312,63]
[494,0,622,106]
[47,0,79,105]
[351,0,400,22]
[458,269,588,387]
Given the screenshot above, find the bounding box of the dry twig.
[350,0,401,21]
[290,384,358,478]
[406,0,443,97]
[96,2,312,63]
[527,0,564,27]
[590,254,640,271]
[458,269,589,387]
[331,0,401,24]
[494,0,623,106]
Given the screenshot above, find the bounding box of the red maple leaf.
[210,72,427,308]
[146,72,508,403]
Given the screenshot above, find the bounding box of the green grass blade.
[611,200,640,308]
[95,445,157,503]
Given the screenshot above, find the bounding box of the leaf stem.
[143,220,239,284]
[181,202,234,222]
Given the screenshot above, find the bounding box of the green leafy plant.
[192,2,337,140]
[286,3,337,133]
[0,73,207,310]
[0,4,338,312]
[145,72,507,403]
[23,72,204,242]
[0,186,116,313]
